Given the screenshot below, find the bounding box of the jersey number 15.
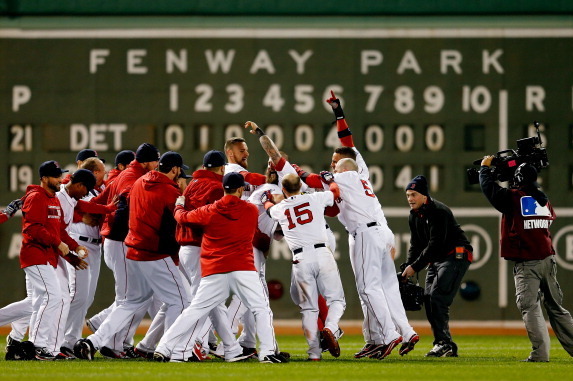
[284,202,314,230]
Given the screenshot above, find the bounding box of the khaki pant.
[513,255,573,361]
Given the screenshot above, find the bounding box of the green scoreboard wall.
[2,25,573,320]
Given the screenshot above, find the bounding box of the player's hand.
[3,199,22,217]
[320,171,335,184]
[260,190,274,205]
[245,121,265,137]
[64,253,88,270]
[326,90,345,119]
[175,196,185,208]
[76,245,88,259]
[401,265,415,278]
[58,241,70,256]
[481,155,494,167]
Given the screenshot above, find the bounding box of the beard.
[47,180,60,193]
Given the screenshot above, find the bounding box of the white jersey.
[57,184,78,230]
[225,162,257,200]
[248,183,282,237]
[68,187,103,239]
[332,170,387,234]
[277,160,309,193]
[269,192,334,253]
[352,147,369,180]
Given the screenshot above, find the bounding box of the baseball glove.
[397,273,424,311]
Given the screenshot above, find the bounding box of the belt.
[366,222,380,228]
[78,236,102,244]
[325,224,330,230]
[447,247,473,263]
[293,243,326,255]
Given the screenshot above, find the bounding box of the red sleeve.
[337,118,355,147]
[324,204,340,217]
[76,199,114,214]
[305,173,324,189]
[0,213,8,224]
[21,195,60,248]
[328,182,340,200]
[240,171,266,186]
[174,204,212,226]
[91,184,111,205]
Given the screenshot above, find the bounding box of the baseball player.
[86,143,160,355]
[18,161,88,360]
[75,152,189,361]
[107,150,135,183]
[61,158,109,355]
[154,172,288,363]
[263,173,346,361]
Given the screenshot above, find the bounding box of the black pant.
[424,257,470,345]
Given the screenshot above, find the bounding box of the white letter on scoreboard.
[361,50,383,74]
[12,85,31,112]
[127,49,148,74]
[90,49,109,73]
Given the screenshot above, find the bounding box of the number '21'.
[284,202,314,230]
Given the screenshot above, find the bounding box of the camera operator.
[479,155,573,362]
[401,175,472,357]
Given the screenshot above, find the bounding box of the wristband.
[337,129,352,139]
[255,127,266,137]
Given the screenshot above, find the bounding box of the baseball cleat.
[134,346,155,360]
[123,346,140,359]
[259,353,289,363]
[190,342,211,361]
[399,334,420,356]
[240,346,258,358]
[34,347,56,361]
[60,346,76,358]
[152,352,170,362]
[425,341,458,357]
[373,336,402,360]
[73,338,96,360]
[99,346,128,359]
[208,342,225,359]
[321,328,340,358]
[354,343,383,359]
[54,352,76,360]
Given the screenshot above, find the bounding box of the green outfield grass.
[1,335,571,380]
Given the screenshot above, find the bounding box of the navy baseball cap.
[39,160,69,178]
[159,151,190,171]
[405,175,429,197]
[179,169,192,179]
[135,143,160,163]
[71,169,96,192]
[115,150,135,166]
[76,149,99,162]
[203,150,226,168]
[223,172,245,189]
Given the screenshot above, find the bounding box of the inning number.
[361,180,376,198]
[284,202,314,229]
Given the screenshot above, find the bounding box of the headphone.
[514,163,538,184]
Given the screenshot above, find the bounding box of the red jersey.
[19,185,79,268]
[174,194,258,277]
[92,160,148,240]
[106,168,122,183]
[125,170,181,262]
[176,169,224,246]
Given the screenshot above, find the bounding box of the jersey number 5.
[361,180,376,198]
[284,202,314,230]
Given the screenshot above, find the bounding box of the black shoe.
[425,341,458,357]
[354,343,383,359]
[153,352,170,362]
[134,347,155,360]
[54,352,76,360]
[260,353,289,363]
[371,336,403,360]
[74,338,97,360]
[100,346,128,359]
[241,346,258,358]
[399,334,420,356]
[123,346,140,359]
[207,342,224,359]
[321,328,341,358]
[34,347,56,361]
[278,351,290,360]
[60,346,76,358]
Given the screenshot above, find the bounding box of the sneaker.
[34,347,56,361]
[354,343,384,359]
[372,336,403,360]
[260,353,289,363]
[278,351,291,360]
[190,342,211,362]
[208,342,224,359]
[74,338,97,360]
[321,328,340,358]
[152,352,170,362]
[123,346,140,359]
[225,352,253,363]
[399,334,420,356]
[425,341,458,357]
[100,346,127,359]
[85,319,98,333]
[241,346,258,358]
[60,346,76,358]
[54,352,76,360]
[134,346,154,360]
